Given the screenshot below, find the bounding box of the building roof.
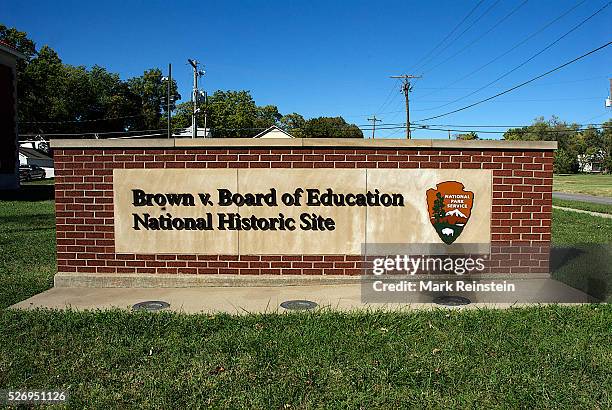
[253,125,294,138]
[19,147,53,160]
[0,40,27,59]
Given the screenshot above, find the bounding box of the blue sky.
[4,0,611,138]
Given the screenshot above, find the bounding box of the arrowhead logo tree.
[426,181,474,244]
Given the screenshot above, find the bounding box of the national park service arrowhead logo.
[426,181,474,244]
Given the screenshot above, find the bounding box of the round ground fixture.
[132,300,170,311]
[280,300,318,310]
[432,295,471,306]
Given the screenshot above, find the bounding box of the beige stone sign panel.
[366,169,492,247]
[113,168,491,255]
[237,169,367,254]
[113,169,238,254]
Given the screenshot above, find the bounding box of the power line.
[415,41,612,122]
[421,0,530,75]
[352,118,608,128]
[412,96,601,103]
[411,122,607,128]
[19,122,609,140]
[344,85,608,117]
[370,0,487,120]
[411,75,609,90]
[414,0,504,73]
[410,0,487,72]
[418,1,612,112]
[370,0,589,122]
[374,78,401,115]
[21,114,145,124]
[416,0,588,100]
[408,125,609,134]
[19,128,173,138]
[367,115,382,139]
[581,111,611,123]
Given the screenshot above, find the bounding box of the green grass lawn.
[553,174,612,197]
[552,208,612,244]
[553,198,612,215]
[0,187,55,310]
[23,178,55,185]
[1,185,611,407]
[1,306,610,408]
[551,209,612,302]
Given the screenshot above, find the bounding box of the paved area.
[552,205,612,219]
[10,279,597,314]
[553,192,612,205]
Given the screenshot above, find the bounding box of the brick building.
[0,40,26,190]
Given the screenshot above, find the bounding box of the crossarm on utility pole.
[390,74,422,139]
[367,115,382,139]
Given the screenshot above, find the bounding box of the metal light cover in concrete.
[132,300,170,311]
[432,295,471,306]
[280,300,318,310]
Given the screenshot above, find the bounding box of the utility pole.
[188,59,205,138]
[390,74,422,139]
[167,63,172,139]
[202,91,208,137]
[367,115,382,139]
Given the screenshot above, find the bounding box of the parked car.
[19,164,46,181]
[19,167,30,182]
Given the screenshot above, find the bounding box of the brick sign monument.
[50,138,556,287]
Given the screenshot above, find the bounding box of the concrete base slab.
[54,272,552,288]
[11,279,597,314]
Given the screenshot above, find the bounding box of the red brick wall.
[53,147,554,276]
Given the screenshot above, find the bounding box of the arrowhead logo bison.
[426,181,474,244]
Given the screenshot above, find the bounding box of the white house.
[577,153,603,173]
[254,125,294,139]
[19,147,54,178]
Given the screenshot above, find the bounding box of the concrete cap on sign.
[50,138,558,150]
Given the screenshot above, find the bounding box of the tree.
[170,101,194,130]
[302,116,363,138]
[19,46,67,133]
[0,24,36,86]
[3,24,182,135]
[128,68,180,131]
[601,119,612,173]
[554,148,579,174]
[255,105,282,130]
[432,192,445,222]
[87,66,142,131]
[455,131,479,140]
[279,113,306,137]
[504,116,583,174]
[0,24,362,139]
[574,126,604,172]
[206,90,259,137]
[172,95,364,139]
[0,24,36,58]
